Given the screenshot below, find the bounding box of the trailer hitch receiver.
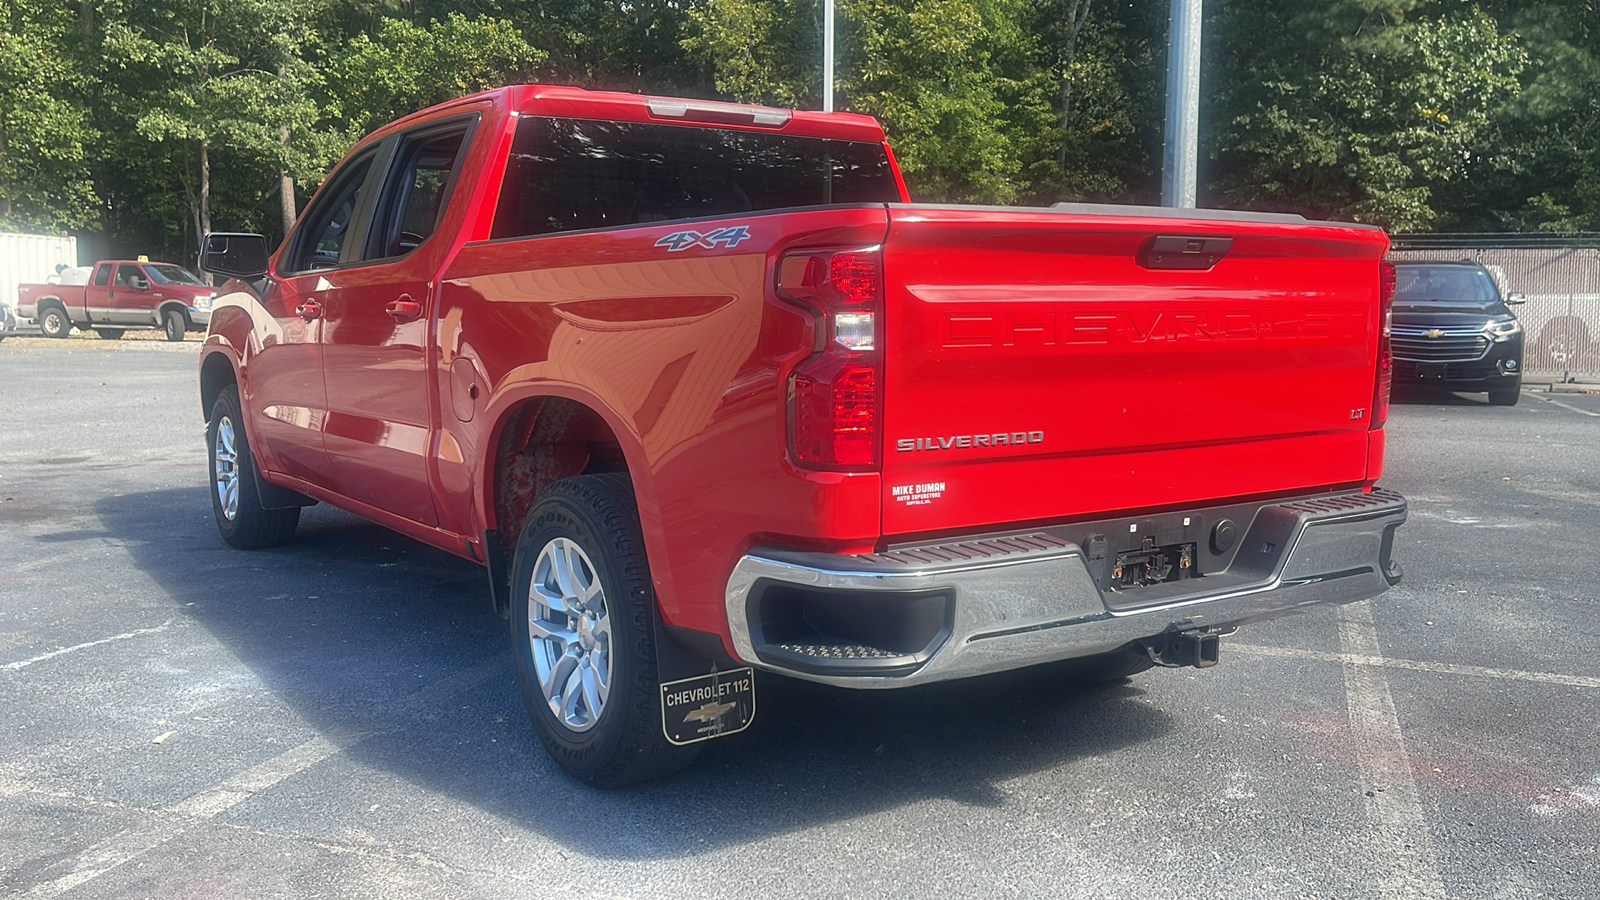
[1142,630,1221,669]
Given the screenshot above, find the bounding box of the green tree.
[0,0,97,231]
[845,0,1038,202]
[1208,0,1527,230]
[1018,0,1164,203]
[683,0,819,107]
[98,1,308,256]
[686,0,1045,202]
[1461,0,1600,230]
[324,12,545,136]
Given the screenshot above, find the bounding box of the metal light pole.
[1162,0,1202,208]
[823,0,835,113]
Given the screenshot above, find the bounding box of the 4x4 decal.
[655,225,752,252]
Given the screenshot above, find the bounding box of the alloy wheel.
[527,537,612,732]
[213,416,239,521]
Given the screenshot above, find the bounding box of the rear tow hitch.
[1142,631,1222,669]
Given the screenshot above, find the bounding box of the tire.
[39,305,72,338]
[163,308,187,342]
[510,473,699,787]
[207,384,299,549]
[94,328,125,340]
[1488,380,1521,406]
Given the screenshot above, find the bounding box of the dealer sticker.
[891,481,946,506]
[660,667,756,745]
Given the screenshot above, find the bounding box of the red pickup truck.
[18,260,214,341]
[198,85,1407,787]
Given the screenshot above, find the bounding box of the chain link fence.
[1388,234,1600,382]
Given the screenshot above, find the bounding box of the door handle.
[296,299,323,320]
[386,296,423,322]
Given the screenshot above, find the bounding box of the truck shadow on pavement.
[98,487,1175,860]
[1392,385,1502,406]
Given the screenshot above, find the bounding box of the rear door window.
[491,117,900,240]
[364,120,472,261]
[92,264,111,286]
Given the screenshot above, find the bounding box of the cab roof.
[377,84,888,145]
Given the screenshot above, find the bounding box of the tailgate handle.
[1140,235,1234,270]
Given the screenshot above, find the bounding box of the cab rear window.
[490,117,899,240]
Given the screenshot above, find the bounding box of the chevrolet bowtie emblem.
[683,701,736,725]
[1424,328,1446,338]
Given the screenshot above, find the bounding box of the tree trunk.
[1057,0,1096,170]
[280,124,296,236]
[276,64,297,237]
[79,0,112,235]
[1,104,11,221]
[199,139,211,238]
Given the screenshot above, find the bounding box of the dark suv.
[1391,261,1526,405]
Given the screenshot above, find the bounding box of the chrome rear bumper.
[725,488,1406,688]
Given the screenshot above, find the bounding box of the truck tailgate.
[880,204,1390,536]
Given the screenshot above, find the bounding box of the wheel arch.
[34,296,68,319]
[478,384,658,615]
[199,349,239,422]
[157,300,192,324]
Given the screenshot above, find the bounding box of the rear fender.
[475,381,665,603]
[22,293,64,320]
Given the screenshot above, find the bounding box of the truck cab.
[18,260,214,340]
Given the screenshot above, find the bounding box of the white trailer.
[1,232,79,319]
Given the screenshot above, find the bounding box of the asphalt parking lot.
[1,340,1597,899]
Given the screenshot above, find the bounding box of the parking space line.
[1,620,177,671]
[22,821,191,898]
[168,736,344,819]
[13,550,101,573]
[1337,601,1446,900]
[1231,643,1600,689]
[1530,394,1600,417]
[16,651,510,898]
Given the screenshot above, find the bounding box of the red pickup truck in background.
[17,260,214,341]
[198,85,1407,787]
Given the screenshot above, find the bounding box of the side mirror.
[201,232,269,280]
[1506,292,1528,305]
[132,276,150,291]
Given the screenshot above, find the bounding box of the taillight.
[778,247,882,470]
[1372,260,1395,429]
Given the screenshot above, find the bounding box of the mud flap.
[654,615,755,745]
[253,467,317,510]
